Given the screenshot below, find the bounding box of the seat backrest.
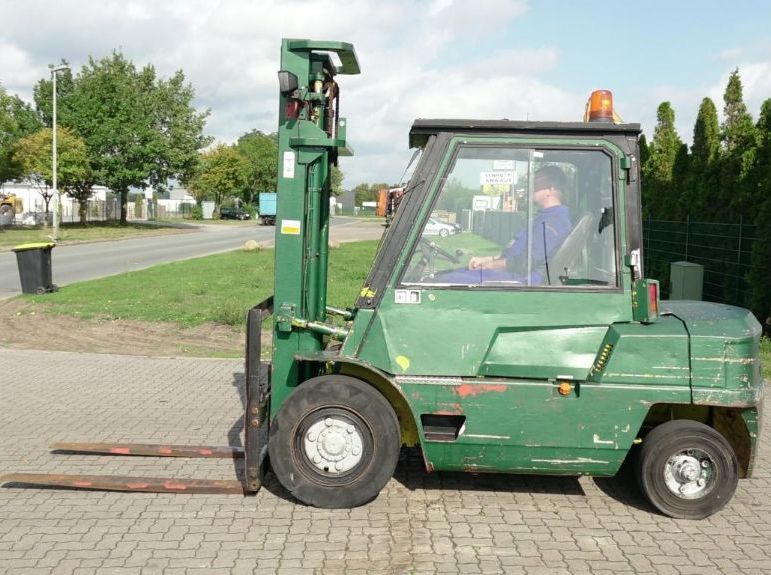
[543,211,599,286]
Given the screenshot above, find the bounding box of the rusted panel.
[49,443,244,459]
[0,473,244,495]
[454,384,506,398]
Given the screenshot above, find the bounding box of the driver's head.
[533,165,567,206]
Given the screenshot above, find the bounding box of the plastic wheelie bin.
[12,242,57,294]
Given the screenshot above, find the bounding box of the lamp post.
[49,64,69,241]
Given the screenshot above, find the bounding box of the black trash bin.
[12,242,57,294]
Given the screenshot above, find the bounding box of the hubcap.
[303,416,364,474]
[663,449,716,499]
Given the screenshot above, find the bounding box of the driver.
[438,165,572,284]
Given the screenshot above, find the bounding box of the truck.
[2,39,763,520]
[0,192,22,219]
[258,192,277,225]
[376,186,406,225]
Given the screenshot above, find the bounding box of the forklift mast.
[271,40,360,412]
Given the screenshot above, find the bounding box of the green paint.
[266,39,763,482]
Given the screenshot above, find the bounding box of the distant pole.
[49,64,69,241]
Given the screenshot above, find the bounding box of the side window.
[402,146,617,288]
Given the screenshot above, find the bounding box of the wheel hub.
[304,416,363,474]
[664,449,716,499]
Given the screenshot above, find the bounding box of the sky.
[1,0,771,188]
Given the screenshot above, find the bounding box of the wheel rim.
[294,408,371,483]
[303,415,364,474]
[663,448,717,499]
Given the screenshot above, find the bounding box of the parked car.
[220,207,251,220]
[423,218,457,237]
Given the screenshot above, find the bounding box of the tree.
[12,127,90,221]
[688,98,721,219]
[642,102,684,219]
[747,99,771,320]
[188,144,249,213]
[236,130,277,205]
[34,52,211,223]
[331,165,344,197]
[0,85,42,182]
[720,69,759,219]
[353,182,390,207]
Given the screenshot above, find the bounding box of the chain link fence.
[643,217,757,310]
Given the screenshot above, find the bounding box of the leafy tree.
[353,182,390,206]
[641,102,684,219]
[720,69,759,219]
[12,127,90,221]
[236,130,277,204]
[331,165,344,197]
[0,85,42,182]
[34,52,211,223]
[188,144,249,214]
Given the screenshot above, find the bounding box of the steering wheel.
[419,237,459,264]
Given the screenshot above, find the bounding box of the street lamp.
[49,64,69,241]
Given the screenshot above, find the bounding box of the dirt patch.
[0,298,252,358]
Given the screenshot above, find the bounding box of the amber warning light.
[585,90,617,123]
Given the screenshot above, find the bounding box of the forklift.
[2,38,763,520]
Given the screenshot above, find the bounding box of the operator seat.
[543,211,600,286]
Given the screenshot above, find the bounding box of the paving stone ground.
[1,348,769,574]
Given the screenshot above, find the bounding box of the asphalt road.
[0,217,384,298]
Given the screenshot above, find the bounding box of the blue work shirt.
[435,205,572,285]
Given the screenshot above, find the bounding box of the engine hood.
[662,300,762,401]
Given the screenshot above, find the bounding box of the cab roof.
[409,119,642,149]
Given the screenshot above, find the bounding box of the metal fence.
[643,217,757,309]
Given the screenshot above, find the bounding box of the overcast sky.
[2,0,770,187]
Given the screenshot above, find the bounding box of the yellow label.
[280,219,301,235]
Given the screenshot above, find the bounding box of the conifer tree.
[689,98,721,219]
[642,102,684,219]
[720,69,759,219]
[747,99,771,321]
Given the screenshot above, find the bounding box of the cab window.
[401,146,617,288]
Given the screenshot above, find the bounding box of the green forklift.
[3,39,763,520]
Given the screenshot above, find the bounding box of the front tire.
[268,375,400,508]
[637,420,739,519]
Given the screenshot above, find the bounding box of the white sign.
[362,201,377,207]
[493,160,515,170]
[283,151,295,179]
[480,171,515,185]
[281,219,301,235]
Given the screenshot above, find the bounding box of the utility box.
[670,261,704,300]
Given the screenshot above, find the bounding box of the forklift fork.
[1,297,273,496]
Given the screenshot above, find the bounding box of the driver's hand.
[468,256,494,270]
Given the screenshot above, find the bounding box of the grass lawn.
[0,221,189,251]
[13,235,770,380]
[23,241,379,327]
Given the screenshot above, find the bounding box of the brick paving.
[1,348,769,574]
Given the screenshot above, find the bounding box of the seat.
[543,211,600,286]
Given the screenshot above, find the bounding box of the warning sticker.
[480,171,515,185]
[283,151,295,179]
[281,219,301,235]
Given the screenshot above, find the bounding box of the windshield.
[402,145,617,289]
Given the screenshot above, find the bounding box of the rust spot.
[454,384,507,398]
[434,403,464,415]
[110,447,131,455]
[127,482,150,489]
[159,447,173,455]
[163,481,188,490]
[199,449,213,456]
[73,481,93,487]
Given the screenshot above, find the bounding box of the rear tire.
[0,204,12,217]
[268,375,400,508]
[637,420,738,519]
